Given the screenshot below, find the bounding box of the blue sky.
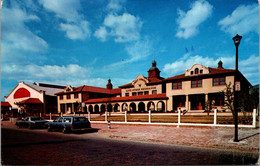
[1,0,259,100]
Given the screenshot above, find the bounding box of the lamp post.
[232,34,242,142]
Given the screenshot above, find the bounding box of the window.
[67,94,71,99]
[132,92,137,96]
[125,93,129,96]
[144,91,149,95]
[200,70,203,74]
[191,80,202,88]
[172,82,182,89]
[190,71,193,75]
[138,92,143,95]
[195,68,199,74]
[60,95,63,100]
[74,93,78,99]
[213,77,225,86]
[152,90,157,94]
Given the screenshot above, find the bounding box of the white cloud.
[39,0,82,22]
[2,64,90,81]
[94,26,108,42]
[218,4,259,35]
[39,0,91,40]
[176,0,213,39]
[95,13,142,42]
[2,7,48,52]
[105,38,152,69]
[60,21,91,40]
[107,0,126,12]
[163,54,259,85]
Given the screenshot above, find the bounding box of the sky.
[1,0,259,100]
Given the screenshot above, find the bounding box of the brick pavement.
[2,120,259,153]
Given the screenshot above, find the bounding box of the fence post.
[149,110,151,123]
[105,111,108,122]
[177,109,181,128]
[125,111,127,123]
[50,112,52,120]
[88,112,91,121]
[253,108,257,128]
[214,108,217,125]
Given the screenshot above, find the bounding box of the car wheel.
[47,125,53,132]
[17,124,22,128]
[28,123,33,129]
[62,126,67,133]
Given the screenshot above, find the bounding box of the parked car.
[46,116,91,133]
[15,116,48,129]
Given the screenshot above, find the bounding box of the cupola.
[106,79,113,89]
[218,60,224,69]
[148,60,160,78]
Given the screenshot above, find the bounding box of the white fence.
[88,109,257,128]
[45,109,257,128]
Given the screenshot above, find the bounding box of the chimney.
[218,60,223,69]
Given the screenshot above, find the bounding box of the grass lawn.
[89,114,255,125]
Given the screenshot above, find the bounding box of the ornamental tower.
[148,60,161,78]
[106,79,113,89]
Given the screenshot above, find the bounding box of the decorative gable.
[64,85,74,92]
[132,75,149,88]
[185,64,210,76]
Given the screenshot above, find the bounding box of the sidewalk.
[91,123,259,153]
[2,120,259,153]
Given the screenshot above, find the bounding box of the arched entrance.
[147,101,155,111]
[107,104,113,112]
[138,102,145,112]
[88,105,93,113]
[94,105,99,113]
[157,101,165,112]
[114,103,120,112]
[129,103,136,112]
[101,104,106,113]
[122,103,128,112]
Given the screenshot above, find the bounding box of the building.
[4,82,65,116]
[55,81,121,114]
[1,101,12,117]
[79,60,251,113]
[164,61,251,111]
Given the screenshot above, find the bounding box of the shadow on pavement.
[73,128,100,134]
[239,132,259,141]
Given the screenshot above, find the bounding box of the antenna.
[153,48,155,61]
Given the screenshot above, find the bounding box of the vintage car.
[15,116,48,129]
[46,116,91,133]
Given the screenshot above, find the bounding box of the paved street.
[1,125,259,165]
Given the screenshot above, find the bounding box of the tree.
[221,82,235,117]
[204,99,212,116]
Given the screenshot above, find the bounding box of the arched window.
[195,68,199,74]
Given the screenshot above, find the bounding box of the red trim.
[84,93,167,104]
[16,98,43,105]
[1,102,11,107]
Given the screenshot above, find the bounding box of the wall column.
[185,95,189,111]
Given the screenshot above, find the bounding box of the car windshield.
[63,117,72,123]
[74,117,87,122]
[31,117,44,121]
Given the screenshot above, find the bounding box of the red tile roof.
[164,68,236,81]
[84,93,167,104]
[119,77,164,88]
[16,98,43,104]
[1,102,11,107]
[55,85,121,95]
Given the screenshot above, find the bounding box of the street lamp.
[232,34,242,142]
